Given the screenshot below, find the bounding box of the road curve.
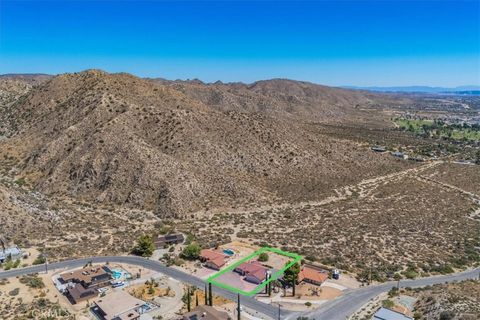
[0,256,478,320]
[295,267,480,320]
[0,255,285,319]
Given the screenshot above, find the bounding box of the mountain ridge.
[0,70,412,217]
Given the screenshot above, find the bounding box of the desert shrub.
[20,275,45,288]
[3,258,21,270]
[388,287,399,298]
[403,269,418,279]
[32,255,47,265]
[258,252,269,262]
[382,299,394,308]
[181,243,201,260]
[9,288,20,296]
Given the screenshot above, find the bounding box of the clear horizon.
[1,0,479,87]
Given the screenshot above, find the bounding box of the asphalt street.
[0,255,478,320]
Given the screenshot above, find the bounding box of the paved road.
[0,255,285,319]
[294,267,480,320]
[1,256,478,320]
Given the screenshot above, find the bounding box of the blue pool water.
[111,269,123,279]
[223,249,234,256]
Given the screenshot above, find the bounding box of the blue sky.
[0,0,479,86]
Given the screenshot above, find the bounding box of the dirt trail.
[201,161,443,217]
[414,173,480,219]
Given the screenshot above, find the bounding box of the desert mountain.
[0,70,410,217]
[159,78,405,127]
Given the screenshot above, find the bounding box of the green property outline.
[206,247,302,297]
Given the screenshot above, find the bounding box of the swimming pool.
[111,268,132,280]
[111,270,123,279]
[223,249,235,256]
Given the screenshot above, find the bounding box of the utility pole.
[196,292,199,307]
[237,293,241,320]
[204,284,208,305]
[278,304,281,320]
[187,287,191,312]
[208,282,213,306]
[368,261,372,286]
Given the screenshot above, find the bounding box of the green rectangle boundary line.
[206,247,302,297]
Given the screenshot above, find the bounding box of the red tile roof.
[200,249,226,261]
[236,261,268,276]
[208,256,226,268]
[298,266,328,284]
[249,268,268,282]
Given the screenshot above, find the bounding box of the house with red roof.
[234,261,269,284]
[200,249,228,270]
[298,265,329,286]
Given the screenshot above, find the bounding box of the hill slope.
[160,78,404,127]
[0,70,411,217]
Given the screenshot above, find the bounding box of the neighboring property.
[371,146,387,152]
[200,249,228,270]
[234,261,269,284]
[298,265,329,286]
[409,156,425,162]
[373,307,414,320]
[154,233,185,249]
[65,283,97,304]
[0,245,22,263]
[392,151,408,159]
[91,290,147,320]
[183,305,231,320]
[59,265,112,289]
[58,265,112,304]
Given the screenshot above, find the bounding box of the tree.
[439,311,455,320]
[258,252,269,262]
[284,262,300,297]
[475,150,480,165]
[132,235,155,257]
[181,242,201,260]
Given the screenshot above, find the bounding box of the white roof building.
[0,246,22,262]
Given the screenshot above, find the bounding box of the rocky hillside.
[409,280,480,320]
[0,70,412,217]
[160,78,405,127]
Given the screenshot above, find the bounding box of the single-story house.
[409,156,424,162]
[0,246,22,263]
[183,305,231,320]
[65,283,97,304]
[59,265,112,290]
[392,151,408,159]
[373,307,413,320]
[371,146,387,152]
[91,290,146,320]
[234,261,269,284]
[298,265,329,286]
[154,233,185,249]
[200,249,228,270]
